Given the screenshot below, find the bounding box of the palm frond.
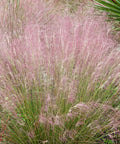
[94,0,120,22]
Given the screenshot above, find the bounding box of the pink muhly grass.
[0,0,120,143]
[67,101,120,137]
[0,3,119,111]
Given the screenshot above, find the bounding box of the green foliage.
[103,138,114,144]
[1,77,119,143]
[94,0,120,29]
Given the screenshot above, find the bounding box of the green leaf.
[95,5,120,16]
[95,0,120,10]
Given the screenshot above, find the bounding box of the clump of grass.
[0,0,120,143]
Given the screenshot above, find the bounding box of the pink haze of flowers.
[0,1,120,143]
[0,0,119,110]
[0,0,119,114]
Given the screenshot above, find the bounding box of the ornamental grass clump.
[0,0,120,143]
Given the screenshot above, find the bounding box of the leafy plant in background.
[94,0,120,30]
